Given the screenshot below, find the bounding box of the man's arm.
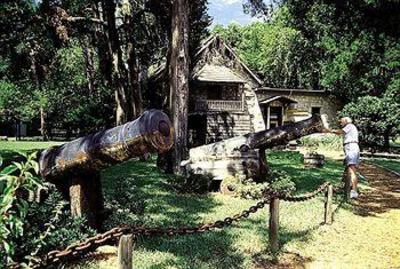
[323,128,344,135]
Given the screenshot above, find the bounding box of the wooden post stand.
[118,234,134,269]
[324,185,333,225]
[69,173,104,229]
[269,197,280,254]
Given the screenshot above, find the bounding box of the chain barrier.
[277,182,331,202]
[8,182,335,269]
[8,199,269,269]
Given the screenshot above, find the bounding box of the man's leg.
[348,164,358,191]
[343,166,351,200]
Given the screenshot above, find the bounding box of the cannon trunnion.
[39,110,173,228]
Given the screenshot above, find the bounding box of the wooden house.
[149,35,341,148]
[256,88,341,129]
[187,36,265,147]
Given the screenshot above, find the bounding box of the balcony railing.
[194,100,244,112]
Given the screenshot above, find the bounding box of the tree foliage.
[0,0,210,138]
[216,0,400,146]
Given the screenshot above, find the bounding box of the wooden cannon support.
[184,114,330,183]
[39,110,174,228]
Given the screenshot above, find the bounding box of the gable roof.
[149,35,262,86]
[193,64,246,83]
[194,35,263,85]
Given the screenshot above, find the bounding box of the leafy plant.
[0,152,96,266]
[168,170,213,194]
[0,151,41,264]
[222,170,295,200]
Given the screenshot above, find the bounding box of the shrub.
[267,170,296,193]
[222,170,296,200]
[168,170,213,194]
[0,153,95,266]
[299,134,342,151]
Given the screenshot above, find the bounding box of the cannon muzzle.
[39,109,173,181]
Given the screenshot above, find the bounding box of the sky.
[208,0,263,26]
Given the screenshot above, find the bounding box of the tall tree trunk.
[103,0,133,125]
[82,37,95,93]
[30,45,49,141]
[127,43,143,119]
[168,0,190,173]
[40,107,49,141]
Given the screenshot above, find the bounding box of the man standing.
[325,117,360,199]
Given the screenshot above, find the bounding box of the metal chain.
[8,182,334,269]
[264,182,331,202]
[8,199,269,269]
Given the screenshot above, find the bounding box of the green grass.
[370,159,400,173]
[66,150,347,269]
[0,140,63,168]
[5,142,400,268]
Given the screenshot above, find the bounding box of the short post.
[118,234,134,269]
[69,173,104,229]
[324,185,333,225]
[269,197,280,254]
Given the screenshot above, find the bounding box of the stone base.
[186,148,263,181]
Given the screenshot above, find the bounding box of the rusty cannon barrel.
[39,109,173,181]
[39,109,173,228]
[245,113,329,150]
[185,114,329,183]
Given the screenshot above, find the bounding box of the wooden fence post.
[269,197,280,254]
[324,185,333,225]
[69,173,104,229]
[118,234,134,269]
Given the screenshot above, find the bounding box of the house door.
[269,106,283,128]
[188,115,207,147]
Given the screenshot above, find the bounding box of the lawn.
[66,150,350,269]
[0,140,63,168]
[3,142,399,268]
[370,158,400,174]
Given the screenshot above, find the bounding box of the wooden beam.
[69,173,103,229]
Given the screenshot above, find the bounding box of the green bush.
[340,95,400,150]
[13,190,95,264]
[222,170,295,200]
[300,134,342,151]
[168,170,213,194]
[0,153,95,266]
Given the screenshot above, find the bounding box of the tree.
[341,95,400,150]
[168,0,190,173]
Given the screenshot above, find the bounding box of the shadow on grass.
[352,163,400,217]
[267,151,344,194]
[100,158,247,268]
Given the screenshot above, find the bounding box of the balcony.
[194,100,244,112]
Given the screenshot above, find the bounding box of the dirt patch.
[269,162,400,269]
[353,163,400,216]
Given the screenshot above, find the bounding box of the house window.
[311,107,321,115]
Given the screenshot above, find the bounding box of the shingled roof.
[193,64,246,83]
[149,35,262,86]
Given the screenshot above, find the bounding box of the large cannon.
[39,110,173,228]
[184,114,329,183]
